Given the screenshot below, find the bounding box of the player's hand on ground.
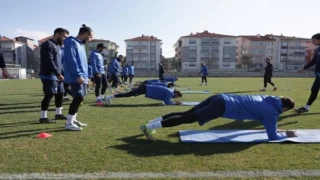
[77,77,84,84]
[297,69,305,73]
[175,101,182,105]
[57,75,64,81]
[286,130,297,137]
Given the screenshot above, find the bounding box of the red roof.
[0,36,26,44]
[181,31,237,38]
[0,36,14,42]
[239,35,276,41]
[125,35,161,41]
[38,36,53,43]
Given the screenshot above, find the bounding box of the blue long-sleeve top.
[63,36,88,84]
[199,66,208,76]
[90,50,105,74]
[109,58,121,74]
[145,85,174,105]
[220,94,287,140]
[128,65,135,75]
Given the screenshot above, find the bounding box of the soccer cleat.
[104,97,112,105]
[96,99,104,103]
[65,123,82,131]
[260,89,266,91]
[294,107,309,113]
[74,120,87,127]
[142,124,156,142]
[140,121,149,133]
[63,97,70,101]
[54,114,68,120]
[273,87,278,91]
[39,118,56,124]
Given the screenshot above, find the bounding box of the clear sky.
[0,0,318,57]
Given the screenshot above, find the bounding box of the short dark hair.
[97,43,105,49]
[54,28,69,35]
[167,83,174,88]
[266,57,271,61]
[174,90,182,97]
[78,24,92,35]
[311,33,320,40]
[281,96,295,110]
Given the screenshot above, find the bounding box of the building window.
[223,62,230,67]
[281,49,288,54]
[189,39,196,44]
[281,42,288,46]
[151,42,156,46]
[224,40,231,44]
[189,54,196,59]
[201,46,209,51]
[189,46,197,51]
[267,42,273,46]
[223,54,231,58]
[201,53,209,58]
[267,49,273,53]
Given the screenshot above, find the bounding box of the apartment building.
[0,35,27,68]
[237,34,309,71]
[174,30,237,72]
[237,35,277,69]
[305,40,318,63]
[125,35,162,70]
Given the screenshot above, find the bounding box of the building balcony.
[288,46,307,49]
[133,45,148,49]
[0,47,14,52]
[288,53,305,57]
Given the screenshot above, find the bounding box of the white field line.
[1,170,320,179]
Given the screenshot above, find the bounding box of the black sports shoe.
[54,114,67,120]
[294,107,309,113]
[39,118,56,124]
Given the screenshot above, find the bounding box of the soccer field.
[0,77,320,179]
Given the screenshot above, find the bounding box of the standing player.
[91,43,108,103]
[63,24,93,131]
[0,35,11,78]
[39,28,69,123]
[260,58,277,91]
[128,61,135,87]
[198,63,208,86]
[123,64,129,84]
[109,55,123,93]
[296,33,320,112]
[159,63,164,81]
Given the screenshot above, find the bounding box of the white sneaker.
[104,97,112,105]
[74,120,87,127]
[65,123,82,131]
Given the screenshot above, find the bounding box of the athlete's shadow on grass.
[110,134,256,156]
[207,112,320,130]
[223,90,259,94]
[0,121,40,128]
[91,103,163,108]
[0,127,66,140]
[0,102,39,107]
[0,108,68,115]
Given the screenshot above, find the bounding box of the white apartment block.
[237,34,309,71]
[0,36,27,67]
[174,31,237,72]
[125,35,162,70]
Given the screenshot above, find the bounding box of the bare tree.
[161,55,169,71]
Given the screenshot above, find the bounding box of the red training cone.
[37,132,52,139]
[96,102,103,106]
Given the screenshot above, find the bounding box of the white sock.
[96,97,100,101]
[107,95,115,99]
[64,96,68,99]
[100,95,105,99]
[41,110,47,119]
[74,113,78,121]
[304,105,310,109]
[56,107,62,115]
[146,121,162,130]
[67,115,75,125]
[148,117,163,123]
